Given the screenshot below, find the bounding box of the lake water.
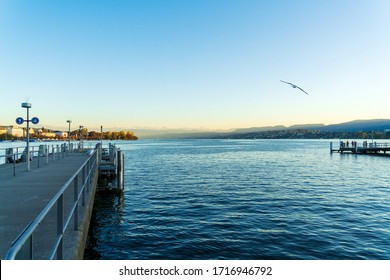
[83,139,390,259]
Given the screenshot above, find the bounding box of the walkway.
[0,153,90,259]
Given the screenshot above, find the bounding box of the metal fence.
[368,142,390,148]
[4,147,99,260]
[337,141,390,149]
[0,143,75,176]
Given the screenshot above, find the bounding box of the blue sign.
[16,117,24,125]
[31,117,39,125]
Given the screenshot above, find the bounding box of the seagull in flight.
[280,80,309,95]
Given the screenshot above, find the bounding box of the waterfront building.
[0,126,6,135]
[54,131,68,138]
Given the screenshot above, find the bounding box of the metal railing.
[0,143,75,176]
[338,141,390,149]
[367,142,390,148]
[4,146,99,260]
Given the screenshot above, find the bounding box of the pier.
[330,141,390,156]
[0,142,123,259]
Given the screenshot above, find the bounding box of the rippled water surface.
[85,139,390,259]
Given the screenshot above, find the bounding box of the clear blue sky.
[1,0,389,131]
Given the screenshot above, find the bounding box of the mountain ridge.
[138,119,390,139]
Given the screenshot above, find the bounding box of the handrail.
[338,141,390,149]
[0,143,75,176]
[4,147,99,260]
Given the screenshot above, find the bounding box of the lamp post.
[67,120,71,153]
[16,102,39,171]
[79,125,83,149]
[5,126,10,141]
[100,125,103,148]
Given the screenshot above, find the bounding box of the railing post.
[82,184,86,207]
[29,235,33,259]
[37,147,40,168]
[89,158,92,185]
[46,145,49,165]
[57,194,64,260]
[94,152,98,177]
[82,165,86,189]
[73,175,79,231]
[13,153,16,176]
[86,161,90,192]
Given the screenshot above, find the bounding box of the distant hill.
[320,119,390,132]
[232,125,287,134]
[138,119,390,139]
[231,124,326,135]
[229,119,390,134]
[133,128,225,139]
[289,124,325,130]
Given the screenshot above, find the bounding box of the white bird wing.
[280,80,293,86]
[295,85,309,95]
[280,80,309,95]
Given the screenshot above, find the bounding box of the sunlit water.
[79,140,388,259]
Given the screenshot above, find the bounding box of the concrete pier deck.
[0,153,94,259]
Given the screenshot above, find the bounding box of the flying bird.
[280,80,309,95]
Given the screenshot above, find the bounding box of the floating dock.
[0,143,123,260]
[97,143,124,194]
[330,141,390,156]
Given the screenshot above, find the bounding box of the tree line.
[209,129,390,140]
[0,127,138,141]
[87,130,138,140]
[69,128,138,140]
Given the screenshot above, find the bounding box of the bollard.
[117,150,124,190]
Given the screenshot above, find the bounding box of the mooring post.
[330,142,333,154]
[117,150,124,190]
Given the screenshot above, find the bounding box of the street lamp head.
[21,102,32,108]
[67,120,72,124]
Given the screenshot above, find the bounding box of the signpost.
[16,117,24,125]
[100,125,103,148]
[16,103,39,171]
[67,120,72,154]
[31,117,39,125]
[79,125,83,149]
